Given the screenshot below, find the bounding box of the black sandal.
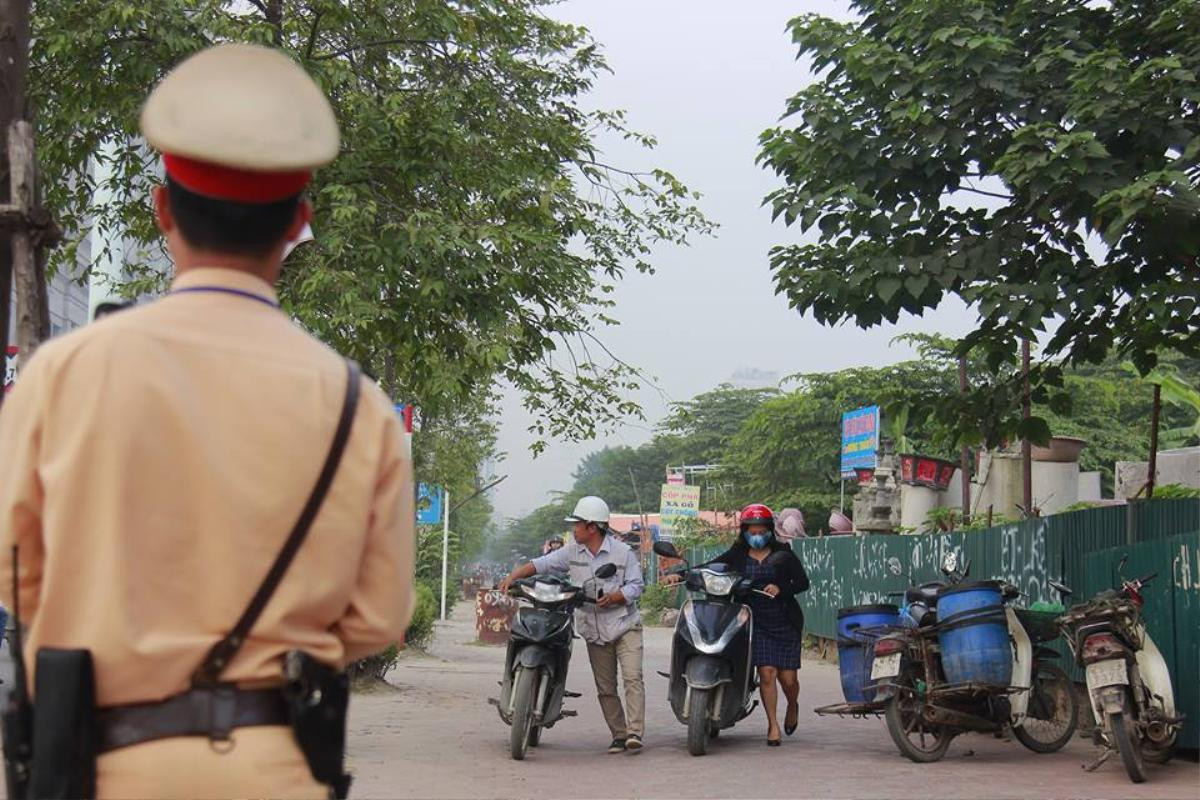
[785,704,799,736]
[767,738,781,747]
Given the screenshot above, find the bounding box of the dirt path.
[346,601,1199,799]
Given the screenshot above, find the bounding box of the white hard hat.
[565,496,610,525]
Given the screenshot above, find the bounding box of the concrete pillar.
[1031,461,1081,515]
[900,483,941,532]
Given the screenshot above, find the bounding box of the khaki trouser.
[97,725,327,799]
[586,625,645,739]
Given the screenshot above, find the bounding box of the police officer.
[501,496,646,753]
[0,43,414,798]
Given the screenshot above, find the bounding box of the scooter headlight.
[700,570,736,597]
[522,582,576,604]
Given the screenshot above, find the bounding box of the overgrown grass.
[640,582,682,625]
[350,580,440,688]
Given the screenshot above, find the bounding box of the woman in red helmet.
[713,503,810,746]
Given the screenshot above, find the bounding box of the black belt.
[97,687,289,754]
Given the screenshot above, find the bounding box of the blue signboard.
[417,483,443,525]
[840,405,880,477]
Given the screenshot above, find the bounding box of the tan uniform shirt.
[0,267,414,707]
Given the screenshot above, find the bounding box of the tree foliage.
[759,0,1200,445]
[31,0,711,450]
[497,349,1199,554]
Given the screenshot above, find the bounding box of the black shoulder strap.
[193,359,362,686]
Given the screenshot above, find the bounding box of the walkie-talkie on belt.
[3,545,33,799]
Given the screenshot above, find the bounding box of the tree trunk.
[265,0,283,45]
[0,0,49,374]
[0,0,27,407]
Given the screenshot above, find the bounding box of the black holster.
[28,648,98,799]
[283,651,351,799]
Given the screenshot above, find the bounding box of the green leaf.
[877,277,902,303]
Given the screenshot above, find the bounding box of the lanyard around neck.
[170,286,279,308]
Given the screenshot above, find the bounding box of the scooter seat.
[906,582,943,605]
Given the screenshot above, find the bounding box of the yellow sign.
[659,484,701,540]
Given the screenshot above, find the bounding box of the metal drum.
[476,588,518,645]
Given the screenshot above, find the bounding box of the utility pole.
[1146,384,1161,500]
[1021,339,1032,516]
[440,488,450,621]
[0,0,57,408]
[958,355,971,524]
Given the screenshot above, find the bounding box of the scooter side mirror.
[1049,579,1073,598]
[941,551,958,575]
[653,541,680,559]
[594,563,618,580]
[886,557,903,576]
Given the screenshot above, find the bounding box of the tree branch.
[313,38,443,61]
[304,9,325,60]
[957,185,1012,201]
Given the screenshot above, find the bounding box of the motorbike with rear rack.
[1054,557,1182,784]
[815,551,1077,764]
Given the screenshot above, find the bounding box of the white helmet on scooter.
[565,496,610,526]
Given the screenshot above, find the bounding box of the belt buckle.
[195,685,237,752]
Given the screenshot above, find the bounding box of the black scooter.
[488,563,617,760]
[653,541,776,756]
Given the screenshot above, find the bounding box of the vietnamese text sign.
[658,484,700,540]
[4,346,17,392]
[840,405,880,477]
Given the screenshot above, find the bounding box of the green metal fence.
[783,500,1198,641]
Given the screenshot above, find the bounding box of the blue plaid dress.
[745,557,802,669]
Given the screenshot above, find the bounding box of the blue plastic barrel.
[836,604,899,703]
[935,581,1012,686]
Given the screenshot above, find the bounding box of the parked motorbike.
[1054,560,1182,783]
[652,540,778,756]
[488,562,618,760]
[866,552,1078,763]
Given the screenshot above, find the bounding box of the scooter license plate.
[870,653,901,680]
[1086,659,1128,687]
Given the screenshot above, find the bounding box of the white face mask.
[282,222,314,260]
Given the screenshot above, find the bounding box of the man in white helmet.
[500,495,646,753]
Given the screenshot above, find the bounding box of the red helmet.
[740,503,775,533]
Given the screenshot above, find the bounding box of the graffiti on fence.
[1175,539,1200,591]
[999,518,1052,603]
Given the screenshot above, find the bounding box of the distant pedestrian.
[501,496,646,753]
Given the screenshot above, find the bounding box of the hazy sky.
[491,0,980,520]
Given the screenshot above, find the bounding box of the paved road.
[0,608,1194,798]
[348,602,1199,799]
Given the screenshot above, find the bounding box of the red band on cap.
[163,153,310,203]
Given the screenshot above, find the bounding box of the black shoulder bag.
[192,358,361,799]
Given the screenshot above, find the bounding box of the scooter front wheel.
[688,688,713,756]
[1013,663,1078,753]
[884,690,954,763]
[510,666,540,761]
[1109,711,1147,783]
